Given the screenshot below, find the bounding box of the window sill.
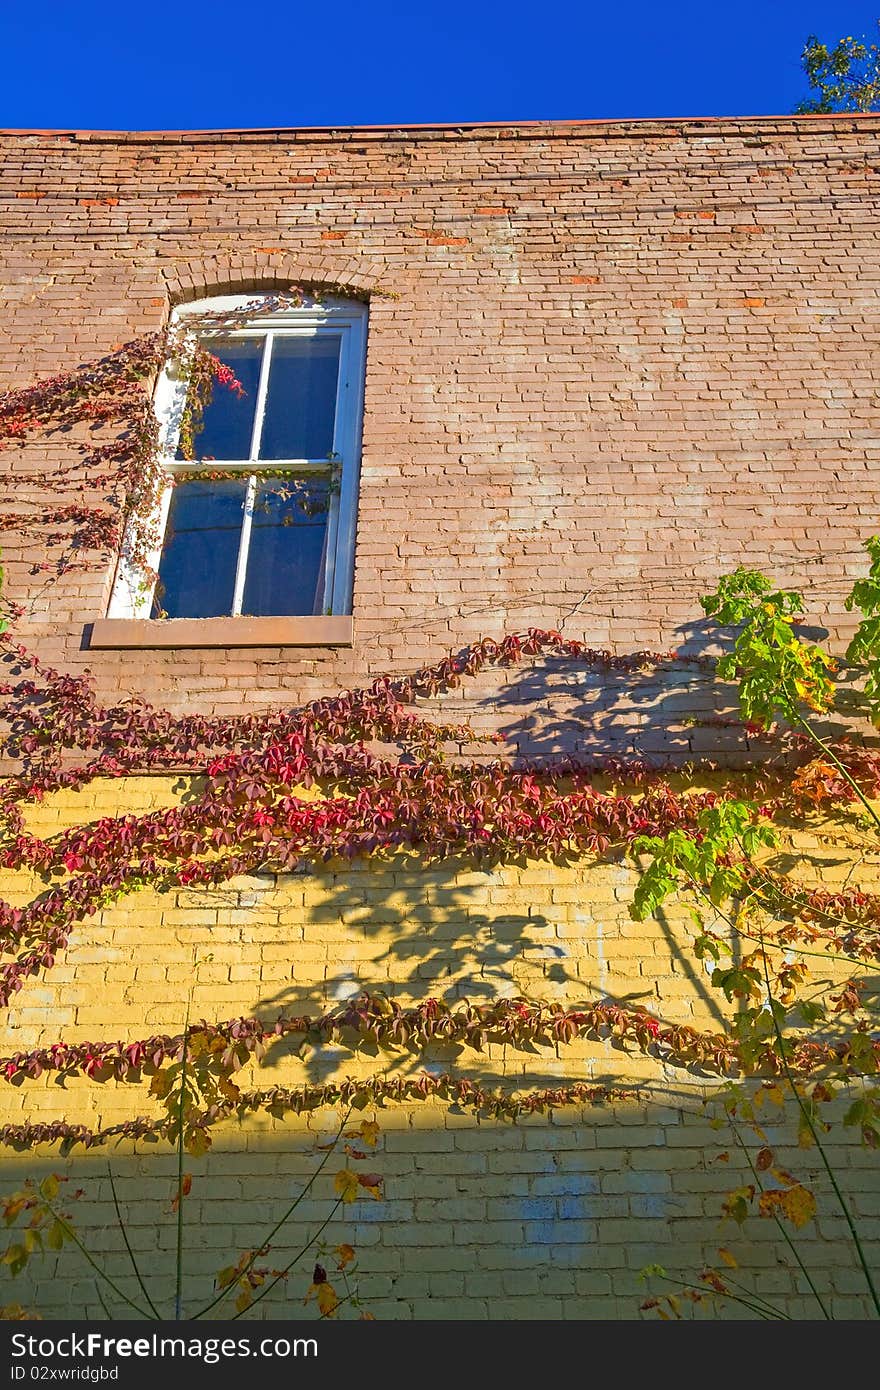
[88,616,354,649]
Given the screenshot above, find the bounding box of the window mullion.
[230,333,272,616]
[321,460,342,614]
[231,475,257,616]
[250,333,274,460]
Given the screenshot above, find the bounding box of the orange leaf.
[334,1243,356,1270]
[171,1173,192,1212]
[357,1172,383,1199]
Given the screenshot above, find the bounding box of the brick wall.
[0,117,879,758]
[0,777,875,1321]
[1,118,879,1320]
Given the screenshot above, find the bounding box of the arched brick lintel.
[160,254,392,308]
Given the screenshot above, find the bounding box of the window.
[106,294,367,633]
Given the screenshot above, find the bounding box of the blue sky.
[1,2,878,130]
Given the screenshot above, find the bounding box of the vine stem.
[107,1164,163,1320]
[755,937,880,1317]
[644,1269,785,1321]
[94,1280,114,1321]
[174,993,192,1323]
[229,1200,344,1322]
[42,1199,150,1320]
[192,1106,352,1321]
[730,852,880,969]
[682,871,880,1316]
[786,702,880,836]
[727,1118,832,1318]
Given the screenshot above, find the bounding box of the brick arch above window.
[159,255,390,310]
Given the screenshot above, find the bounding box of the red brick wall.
[1,118,879,756]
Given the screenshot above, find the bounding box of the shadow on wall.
[0,1096,871,1322]
[470,614,860,766]
[245,857,740,1087]
[0,850,874,1320]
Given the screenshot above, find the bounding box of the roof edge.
[1,113,880,141]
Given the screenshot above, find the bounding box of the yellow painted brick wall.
[0,778,876,1320]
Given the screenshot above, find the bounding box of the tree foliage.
[797,25,880,113]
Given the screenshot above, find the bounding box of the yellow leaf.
[149,1070,174,1099]
[46,1222,65,1253]
[718,1247,737,1269]
[3,1197,29,1226]
[234,1287,252,1314]
[38,1176,59,1202]
[797,1115,817,1149]
[358,1120,380,1148]
[774,1168,797,1186]
[184,1128,211,1157]
[334,1243,355,1270]
[333,1169,359,1204]
[317,1282,339,1317]
[780,1184,817,1230]
[0,1304,36,1321]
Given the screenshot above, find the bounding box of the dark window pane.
[242,479,330,617]
[259,336,340,460]
[153,479,245,618]
[177,339,262,460]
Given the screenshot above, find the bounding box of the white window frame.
[107,293,368,621]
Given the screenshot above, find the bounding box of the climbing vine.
[0,288,332,585]
[0,324,879,1318]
